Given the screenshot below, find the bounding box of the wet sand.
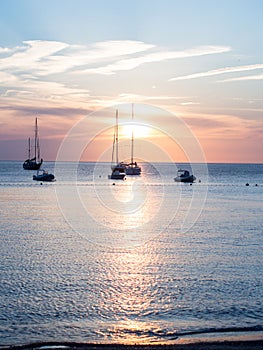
[4,339,263,350]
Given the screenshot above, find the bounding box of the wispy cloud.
[0,40,229,77]
[221,73,263,82]
[184,112,260,139]
[83,45,230,75]
[0,40,69,75]
[0,40,231,107]
[0,40,155,77]
[169,63,263,81]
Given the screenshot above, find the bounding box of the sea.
[0,161,262,346]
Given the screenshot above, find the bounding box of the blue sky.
[0,0,263,162]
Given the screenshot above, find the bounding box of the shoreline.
[2,336,263,350]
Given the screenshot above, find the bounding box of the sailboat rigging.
[125,104,141,175]
[23,118,43,170]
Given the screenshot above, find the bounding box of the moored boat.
[23,118,43,170]
[33,169,55,182]
[174,169,196,183]
[109,110,126,180]
[125,104,141,175]
[125,161,141,175]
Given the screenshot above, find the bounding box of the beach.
[3,338,263,350]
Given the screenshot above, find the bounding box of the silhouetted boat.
[23,118,43,170]
[33,169,55,182]
[109,110,126,180]
[125,104,141,175]
[174,169,196,183]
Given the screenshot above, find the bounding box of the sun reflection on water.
[95,243,175,344]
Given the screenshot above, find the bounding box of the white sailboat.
[109,110,126,180]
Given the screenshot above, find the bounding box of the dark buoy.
[112,183,115,186]
[246,183,249,186]
[40,182,43,185]
[255,184,258,186]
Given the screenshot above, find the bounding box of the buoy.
[246,183,249,186]
[112,183,115,186]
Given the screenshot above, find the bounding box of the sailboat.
[125,104,141,175]
[23,118,43,170]
[109,110,126,180]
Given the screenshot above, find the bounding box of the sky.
[0,0,263,163]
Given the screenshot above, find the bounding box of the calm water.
[0,161,262,346]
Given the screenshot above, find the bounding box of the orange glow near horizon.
[1,101,262,163]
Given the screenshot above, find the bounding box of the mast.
[28,137,31,159]
[111,129,115,166]
[37,135,40,161]
[34,118,38,160]
[34,117,41,161]
[115,109,119,164]
[131,103,134,164]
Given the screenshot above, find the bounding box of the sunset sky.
[0,0,263,163]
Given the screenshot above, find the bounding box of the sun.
[120,124,151,139]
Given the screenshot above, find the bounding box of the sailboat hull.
[23,158,43,170]
[109,167,126,180]
[109,173,126,180]
[125,165,141,175]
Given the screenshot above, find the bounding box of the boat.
[33,169,55,182]
[125,161,141,175]
[109,110,126,180]
[125,104,141,175]
[23,118,43,170]
[174,169,196,183]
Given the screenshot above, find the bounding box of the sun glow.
[120,124,152,139]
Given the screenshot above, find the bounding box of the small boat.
[174,169,196,183]
[33,169,55,182]
[125,104,141,176]
[23,118,43,170]
[109,110,126,180]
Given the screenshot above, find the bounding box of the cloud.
[0,40,231,108]
[221,73,263,82]
[169,63,263,81]
[0,40,230,80]
[83,45,231,75]
[180,102,200,106]
[0,40,69,75]
[184,112,259,140]
[1,74,91,104]
[0,40,155,77]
